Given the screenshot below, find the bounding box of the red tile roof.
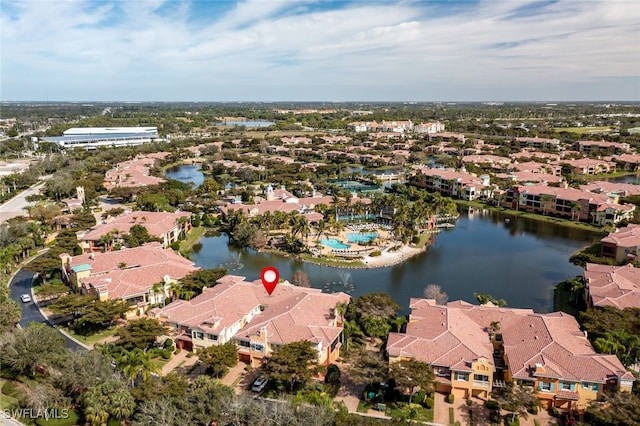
[584,263,640,309]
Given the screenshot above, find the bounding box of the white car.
[251,377,268,392]
[20,294,32,303]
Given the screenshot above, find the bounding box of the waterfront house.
[387,299,634,410]
[583,263,640,309]
[512,137,561,151]
[412,167,494,201]
[600,224,640,264]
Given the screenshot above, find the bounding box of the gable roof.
[584,263,640,309]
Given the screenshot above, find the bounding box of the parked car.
[251,377,268,392]
[20,294,32,303]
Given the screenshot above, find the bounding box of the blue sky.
[1,0,639,102]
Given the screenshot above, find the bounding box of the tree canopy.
[265,340,320,391]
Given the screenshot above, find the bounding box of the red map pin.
[260,266,279,295]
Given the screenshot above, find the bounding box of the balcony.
[473,380,491,388]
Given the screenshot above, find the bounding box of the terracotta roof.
[584,263,640,309]
[236,284,350,349]
[67,242,199,300]
[388,299,633,385]
[82,211,190,241]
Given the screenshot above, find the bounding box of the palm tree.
[118,348,160,387]
[570,201,582,221]
[84,397,110,426]
[594,333,626,357]
[108,389,135,423]
[540,194,555,216]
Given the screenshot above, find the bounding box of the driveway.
[9,269,86,351]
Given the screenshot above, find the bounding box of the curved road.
[9,269,86,351]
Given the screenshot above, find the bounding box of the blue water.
[347,232,379,243]
[218,120,275,127]
[165,165,204,188]
[319,238,351,250]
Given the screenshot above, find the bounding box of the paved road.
[0,178,48,223]
[8,269,86,351]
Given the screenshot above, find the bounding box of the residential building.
[415,121,445,134]
[412,168,494,201]
[512,137,561,151]
[583,263,640,309]
[103,155,166,189]
[428,132,466,143]
[600,224,640,264]
[150,276,349,367]
[560,158,616,175]
[574,140,630,154]
[501,184,635,225]
[581,181,640,198]
[78,211,192,252]
[388,299,634,410]
[59,242,199,314]
[613,154,640,171]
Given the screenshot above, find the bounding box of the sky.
[1,0,639,102]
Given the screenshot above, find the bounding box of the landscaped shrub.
[171,241,180,250]
[186,352,194,358]
[447,393,455,404]
[489,410,501,424]
[506,415,520,426]
[466,399,473,406]
[413,389,426,404]
[550,407,559,417]
[411,236,420,244]
[486,399,500,410]
[528,404,538,414]
[369,251,381,257]
[324,364,341,397]
[424,397,434,409]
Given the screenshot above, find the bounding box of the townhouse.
[581,181,640,198]
[600,224,640,264]
[150,275,350,367]
[387,299,634,410]
[583,263,640,309]
[415,121,446,134]
[613,153,640,171]
[411,167,494,201]
[60,242,199,314]
[78,210,192,252]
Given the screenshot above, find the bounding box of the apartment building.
[387,299,634,410]
[574,140,630,154]
[560,158,617,175]
[512,137,561,151]
[600,224,640,264]
[60,242,199,314]
[150,276,349,367]
[412,168,494,201]
[79,210,192,252]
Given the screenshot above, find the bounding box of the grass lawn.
[411,233,432,249]
[179,226,206,252]
[0,379,18,410]
[299,253,365,268]
[64,326,119,347]
[552,126,614,134]
[357,399,374,413]
[386,404,434,422]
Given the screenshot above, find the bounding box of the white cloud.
[1,0,638,101]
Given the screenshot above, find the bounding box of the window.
[455,372,469,381]
[193,331,204,340]
[251,343,264,352]
[560,382,572,391]
[474,375,489,383]
[208,334,218,341]
[436,367,450,377]
[539,382,553,392]
[238,340,250,348]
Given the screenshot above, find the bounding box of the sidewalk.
[161,350,198,376]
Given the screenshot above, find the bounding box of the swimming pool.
[346,232,379,243]
[320,238,351,250]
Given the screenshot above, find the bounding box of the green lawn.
[552,126,614,134]
[179,226,206,251]
[0,379,18,410]
[64,326,119,346]
[384,403,433,422]
[298,253,365,268]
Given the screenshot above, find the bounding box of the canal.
[167,165,604,313]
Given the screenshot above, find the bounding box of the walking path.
[160,350,198,376]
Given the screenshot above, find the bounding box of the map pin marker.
[260,266,279,296]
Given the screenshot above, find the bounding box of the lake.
[168,164,602,313]
[165,165,204,188]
